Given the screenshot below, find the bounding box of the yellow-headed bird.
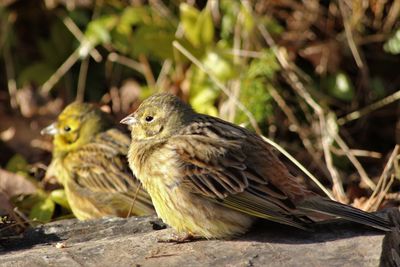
[121,93,391,239]
[42,102,154,220]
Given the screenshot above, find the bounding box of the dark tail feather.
[297,196,392,231]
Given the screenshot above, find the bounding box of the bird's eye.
[145,116,154,122]
[64,126,71,132]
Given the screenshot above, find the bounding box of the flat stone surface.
[0,216,388,267]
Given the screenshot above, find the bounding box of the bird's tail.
[297,196,392,231]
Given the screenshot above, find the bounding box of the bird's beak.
[120,114,137,126]
[41,123,58,136]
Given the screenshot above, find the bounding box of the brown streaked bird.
[121,93,391,239]
[42,102,154,220]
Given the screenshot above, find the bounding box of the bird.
[42,102,154,220]
[120,93,392,239]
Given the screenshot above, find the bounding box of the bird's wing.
[64,129,154,214]
[169,117,311,229]
[171,116,392,231]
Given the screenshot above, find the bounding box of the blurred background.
[1,0,400,233]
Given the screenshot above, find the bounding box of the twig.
[149,0,178,25]
[338,1,364,68]
[382,0,400,32]
[156,59,172,89]
[333,130,376,190]
[76,56,90,102]
[61,15,102,62]
[385,192,400,201]
[74,0,103,101]
[321,118,347,202]
[363,145,399,211]
[40,47,81,95]
[330,147,382,159]
[138,54,156,88]
[224,49,264,58]
[2,13,17,108]
[127,181,141,218]
[337,89,400,125]
[372,174,394,211]
[261,136,334,200]
[108,52,144,75]
[3,35,17,109]
[257,23,347,202]
[223,7,243,122]
[268,85,331,178]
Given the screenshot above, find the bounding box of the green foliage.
[180,3,214,48]
[188,63,219,116]
[384,28,400,54]
[13,188,70,224]
[203,50,235,81]
[246,51,280,80]
[84,6,176,60]
[322,72,355,102]
[50,189,70,210]
[6,154,29,173]
[84,15,118,48]
[219,0,256,40]
[235,50,279,124]
[6,156,70,223]
[131,25,175,60]
[29,196,55,224]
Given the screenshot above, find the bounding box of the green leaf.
[324,72,355,101]
[117,6,149,34]
[196,5,214,46]
[236,79,273,124]
[180,4,214,47]
[5,154,28,173]
[384,29,400,55]
[326,112,338,145]
[49,189,70,210]
[219,0,240,40]
[180,4,200,46]
[262,16,284,35]
[234,50,278,125]
[131,25,175,60]
[85,14,118,47]
[240,4,254,33]
[29,197,55,223]
[187,65,219,117]
[190,88,219,116]
[247,50,280,79]
[202,50,235,82]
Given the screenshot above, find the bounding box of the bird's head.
[121,93,195,141]
[41,102,110,155]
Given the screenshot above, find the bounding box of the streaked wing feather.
[65,129,153,209]
[173,116,391,231]
[171,117,310,229]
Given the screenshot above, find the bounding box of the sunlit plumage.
[42,102,154,220]
[122,93,391,239]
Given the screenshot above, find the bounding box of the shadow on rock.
[1,227,61,254]
[235,216,387,245]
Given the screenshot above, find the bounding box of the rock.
[0,216,389,267]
